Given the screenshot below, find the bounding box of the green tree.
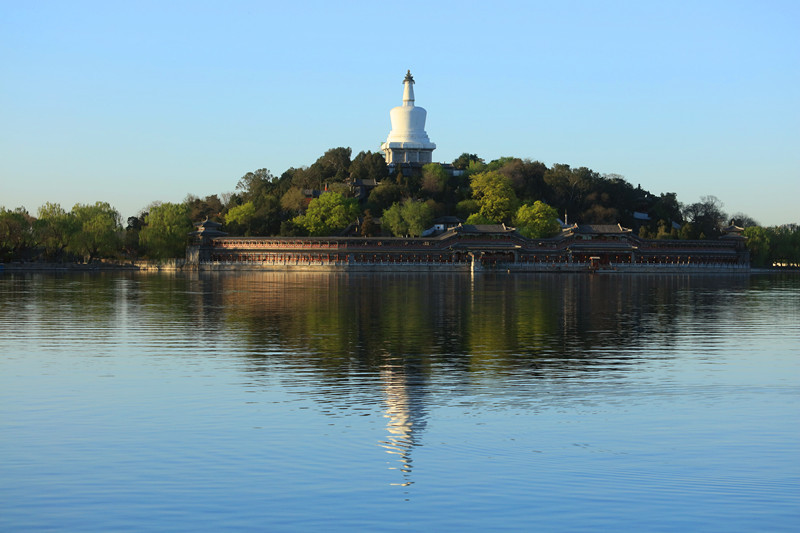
[185,194,224,222]
[349,151,389,183]
[34,202,77,261]
[452,153,482,170]
[293,192,359,236]
[485,156,517,173]
[317,147,352,183]
[236,168,276,202]
[497,158,547,202]
[360,210,377,237]
[743,226,772,267]
[139,202,193,259]
[581,202,619,224]
[381,199,434,237]
[769,224,800,266]
[225,201,257,233]
[421,163,448,196]
[280,187,306,214]
[656,220,671,239]
[513,201,560,238]
[465,159,486,176]
[69,202,122,262]
[227,168,283,236]
[0,207,34,261]
[649,192,683,228]
[682,195,727,239]
[402,199,434,237]
[291,148,353,191]
[283,166,313,191]
[279,219,305,237]
[124,214,146,258]
[381,203,407,237]
[470,171,518,223]
[455,199,479,220]
[544,164,596,216]
[253,195,283,236]
[366,181,403,215]
[327,182,351,197]
[465,213,496,225]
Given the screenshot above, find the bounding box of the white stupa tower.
[380,70,436,165]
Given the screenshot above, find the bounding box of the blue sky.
[2,0,798,226]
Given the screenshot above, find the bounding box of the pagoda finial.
[404,70,414,84]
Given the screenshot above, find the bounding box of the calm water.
[1,271,798,531]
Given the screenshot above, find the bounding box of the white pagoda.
[380,70,436,165]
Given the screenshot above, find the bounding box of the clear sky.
[2,0,798,226]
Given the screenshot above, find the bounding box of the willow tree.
[139,202,193,259]
[0,207,34,261]
[34,202,78,260]
[69,202,122,262]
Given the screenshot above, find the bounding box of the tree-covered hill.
[1,148,797,265]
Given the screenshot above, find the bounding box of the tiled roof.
[434,216,463,224]
[194,218,223,228]
[574,224,631,234]
[458,224,516,234]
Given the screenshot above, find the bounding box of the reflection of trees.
[201,272,471,373]
[181,271,754,493]
[2,272,202,349]
[3,270,758,490]
[191,272,752,380]
[10,273,130,335]
[4,271,754,370]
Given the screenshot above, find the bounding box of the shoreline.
[2,261,796,274]
[0,261,182,272]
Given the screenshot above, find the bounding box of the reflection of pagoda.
[379,364,428,487]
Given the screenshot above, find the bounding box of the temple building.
[187,219,750,272]
[380,71,436,165]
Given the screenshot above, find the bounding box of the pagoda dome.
[380,71,436,164]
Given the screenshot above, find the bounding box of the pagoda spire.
[402,70,415,106]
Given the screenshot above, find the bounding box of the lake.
[1,271,798,531]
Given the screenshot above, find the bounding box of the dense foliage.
[1,148,798,264]
[381,199,434,237]
[514,201,561,239]
[139,203,193,259]
[743,225,800,267]
[293,192,360,236]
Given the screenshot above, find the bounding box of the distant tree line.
[1,148,798,266]
[0,201,195,263]
[742,224,800,267]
